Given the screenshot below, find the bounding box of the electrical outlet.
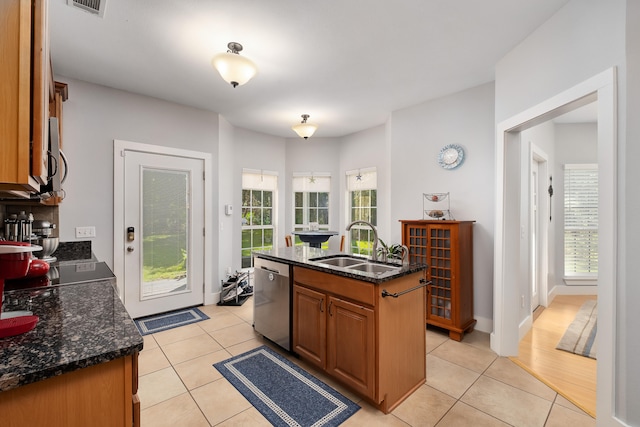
[75,226,96,238]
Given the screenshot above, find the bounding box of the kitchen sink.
[310,255,402,275]
[311,256,365,267]
[347,263,401,274]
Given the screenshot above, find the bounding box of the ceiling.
[49,0,572,138]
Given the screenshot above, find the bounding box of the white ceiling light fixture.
[292,114,318,139]
[211,42,257,88]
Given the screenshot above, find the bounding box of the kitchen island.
[0,267,143,426]
[254,246,427,414]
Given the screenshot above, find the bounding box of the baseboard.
[474,315,492,334]
[519,314,533,341]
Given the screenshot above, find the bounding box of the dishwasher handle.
[259,266,281,275]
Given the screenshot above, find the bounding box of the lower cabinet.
[0,352,139,427]
[293,284,375,399]
[327,296,375,399]
[292,266,426,413]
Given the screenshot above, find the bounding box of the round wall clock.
[438,144,465,170]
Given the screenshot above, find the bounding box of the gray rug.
[556,300,597,359]
[134,307,209,335]
[214,346,359,426]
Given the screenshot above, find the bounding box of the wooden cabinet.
[327,296,375,399]
[0,0,52,194]
[293,284,375,398]
[293,284,326,368]
[0,352,140,427]
[292,266,425,413]
[401,220,476,341]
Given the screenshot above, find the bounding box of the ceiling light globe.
[212,52,257,88]
[292,122,318,139]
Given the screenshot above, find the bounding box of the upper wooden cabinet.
[400,220,476,341]
[0,0,51,194]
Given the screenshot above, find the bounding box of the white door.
[122,150,205,318]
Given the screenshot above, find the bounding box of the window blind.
[564,164,598,276]
[292,173,331,192]
[242,169,278,190]
[346,167,377,191]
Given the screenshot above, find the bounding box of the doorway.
[492,68,616,420]
[113,140,212,319]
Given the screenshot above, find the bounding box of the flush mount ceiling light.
[291,114,318,139]
[211,42,257,88]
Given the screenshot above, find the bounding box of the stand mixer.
[0,241,42,338]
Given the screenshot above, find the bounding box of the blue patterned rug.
[214,346,360,426]
[134,307,209,335]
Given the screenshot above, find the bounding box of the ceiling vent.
[67,0,106,18]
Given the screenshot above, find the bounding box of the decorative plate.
[438,144,465,170]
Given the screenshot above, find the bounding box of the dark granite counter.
[0,279,143,392]
[253,246,426,283]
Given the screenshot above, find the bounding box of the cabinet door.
[0,0,38,192]
[31,0,50,185]
[327,296,375,399]
[292,284,326,369]
[426,224,457,326]
[404,224,429,265]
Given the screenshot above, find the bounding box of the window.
[346,168,377,257]
[564,164,598,277]
[293,174,331,247]
[241,170,277,268]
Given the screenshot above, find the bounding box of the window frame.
[345,168,377,257]
[292,174,331,247]
[241,170,277,268]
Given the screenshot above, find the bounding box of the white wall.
[623,1,640,421]
[284,137,342,250]
[389,83,495,331]
[231,127,287,271]
[520,121,599,296]
[217,116,235,284]
[57,77,219,271]
[495,0,635,423]
[339,124,390,241]
[553,123,597,290]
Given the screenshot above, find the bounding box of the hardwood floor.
[511,294,597,418]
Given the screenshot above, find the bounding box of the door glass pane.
[141,168,189,299]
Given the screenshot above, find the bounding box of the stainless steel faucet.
[345,220,379,261]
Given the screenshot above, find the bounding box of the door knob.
[127,246,134,253]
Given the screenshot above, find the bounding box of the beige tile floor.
[138,299,596,426]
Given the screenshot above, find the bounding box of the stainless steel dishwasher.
[253,257,291,351]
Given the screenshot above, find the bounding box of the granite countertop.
[0,279,143,392]
[253,246,426,283]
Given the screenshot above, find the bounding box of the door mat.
[556,300,597,359]
[134,307,209,335]
[214,346,360,426]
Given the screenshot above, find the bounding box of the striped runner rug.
[556,300,597,359]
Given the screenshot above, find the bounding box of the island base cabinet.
[292,266,426,413]
[0,354,138,427]
[327,296,375,399]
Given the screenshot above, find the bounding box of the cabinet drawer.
[293,267,375,306]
